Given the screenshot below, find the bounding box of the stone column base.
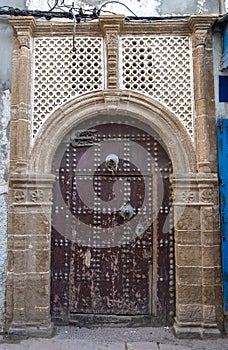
[5,322,54,340]
[173,320,221,339]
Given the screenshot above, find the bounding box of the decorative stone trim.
[31,190,44,203]
[188,15,217,173]
[181,191,195,203]
[14,190,25,204]
[100,15,125,89]
[200,189,214,203]
[9,17,36,49]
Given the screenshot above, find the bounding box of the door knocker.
[105,154,119,175]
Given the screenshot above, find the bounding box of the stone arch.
[6,90,223,338]
[29,90,196,175]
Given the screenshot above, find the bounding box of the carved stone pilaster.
[8,17,36,174]
[5,174,55,338]
[172,173,222,338]
[100,15,125,90]
[188,16,217,174]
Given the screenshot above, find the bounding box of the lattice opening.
[33,37,104,138]
[120,36,194,138]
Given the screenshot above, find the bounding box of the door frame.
[6,89,222,338]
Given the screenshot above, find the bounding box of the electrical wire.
[0,2,191,22]
[98,1,138,17]
[48,0,59,11]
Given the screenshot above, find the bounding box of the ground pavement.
[0,326,228,350]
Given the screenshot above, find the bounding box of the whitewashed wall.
[26,0,224,16]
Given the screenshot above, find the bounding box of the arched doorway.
[8,90,213,339]
[50,114,174,326]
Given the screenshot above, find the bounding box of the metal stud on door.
[51,117,174,326]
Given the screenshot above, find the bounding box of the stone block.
[27,213,50,236]
[202,285,216,305]
[175,230,201,245]
[203,305,216,323]
[176,304,202,323]
[176,266,202,285]
[175,207,200,231]
[8,212,26,235]
[12,235,27,250]
[201,231,221,246]
[31,249,49,273]
[214,285,223,306]
[176,284,202,304]
[12,250,26,273]
[201,246,221,267]
[27,235,49,250]
[202,267,222,285]
[25,274,50,320]
[175,245,201,266]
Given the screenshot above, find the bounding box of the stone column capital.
[99,15,125,35]
[188,15,217,47]
[188,15,217,32]
[8,16,36,48]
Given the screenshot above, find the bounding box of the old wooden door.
[51,117,174,326]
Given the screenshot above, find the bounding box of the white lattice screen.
[33,37,104,138]
[120,36,194,138]
[32,34,193,140]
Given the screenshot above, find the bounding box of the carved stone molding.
[188,15,217,173]
[100,15,125,89]
[9,17,36,49]
[200,189,214,203]
[172,174,218,206]
[14,190,25,204]
[17,35,31,49]
[181,191,195,203]
[188,15,217,48]
[9,174,55,206]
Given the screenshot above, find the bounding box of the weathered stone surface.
[176,266,202,285]
[201,246,222,267]
[176,245,202,266]
[176,285,202,304]
[175,231,201,246]
[4,13,223,338]
[176,304,203,323]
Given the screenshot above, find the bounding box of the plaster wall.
[26,0,223,16]
[0,0,27,332]
[0,20,11,332]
